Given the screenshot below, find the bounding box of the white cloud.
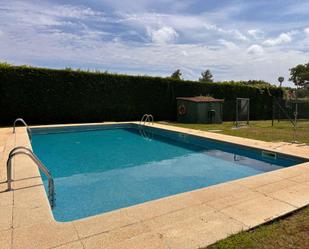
[181,50,188,56]
[233,30,248,41]
[1,0,309,87]
[219,39,238,49]
[2,1,104,28]
[147,26,179,44]
[247,44,264,55]
[247,29,264,39]
[203,22,248,41]
[263,33,292,46]
[304,28,309,35]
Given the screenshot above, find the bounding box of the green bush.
[0,65,283,125]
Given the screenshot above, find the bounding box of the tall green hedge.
[0,65,283,125]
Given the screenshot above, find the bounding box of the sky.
[0,0,309,86]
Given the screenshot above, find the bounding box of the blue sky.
[1,0,309,86]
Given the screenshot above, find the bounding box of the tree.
[170,69,182,80]
[278,76,284,87]
[289,62,309,88]
[199,69,213,82]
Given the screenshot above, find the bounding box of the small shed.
[176,96,224,124]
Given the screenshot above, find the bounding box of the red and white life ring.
[178,104,186,116]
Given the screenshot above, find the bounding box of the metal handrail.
[140,114,154,125]
[6,147,55,208]
[147,114,154,124]
[13,118,32,140]
[140,114,148,124]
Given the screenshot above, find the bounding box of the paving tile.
[74,210,137,238]
[269,165,309,179]
[0,183,9,192]
[12,222,79,249]
[13,185,49,209]
[190,182,250,204]
[0,191,13,207]
[12,155,41,181]
[234,173,284,189]
[207,188,264,210]
[0,229,12,249]
[162,211,246,249]
[288,173,309,184]
[269,183,309,207]
[0,205,13,231]
[255,179,299,194]
[11,176,42,190]
[13,205,53,229]
[52,240,84,249]
[82,222,151,249]
[115,232,170,249]
[144,204,215,231]
[84,231,169,249]
[125,191,204,221]
[220,195,295,228]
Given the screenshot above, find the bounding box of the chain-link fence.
[272,98,309,144]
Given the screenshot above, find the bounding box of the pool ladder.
[13,118,32,141]
[140,114,154,125]
[139,114,154,140]
[6,146,55,209]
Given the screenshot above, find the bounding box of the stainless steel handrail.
[6,147,55,208]
[140,114,148,125]
[140,114,154,125]
[147,114,154,124]
[13,118,32,140]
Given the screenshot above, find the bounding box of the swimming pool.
[31,124,305,222]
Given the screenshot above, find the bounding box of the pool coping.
[0,122,308,249]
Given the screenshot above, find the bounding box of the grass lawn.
[167,120,309,144]
[166,119,309,249]
[203,206,309,249]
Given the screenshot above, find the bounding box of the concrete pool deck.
[0,122,308,249]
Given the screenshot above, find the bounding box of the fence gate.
[235,98,250,127]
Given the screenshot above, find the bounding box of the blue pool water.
[31,125,305,222]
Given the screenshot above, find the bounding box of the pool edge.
[2,122,309,249]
